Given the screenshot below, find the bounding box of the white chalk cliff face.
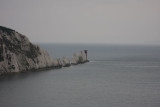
[62,57,71,67]
[71,51,87,65]
[0,26,89,75]
[0,26,59,74]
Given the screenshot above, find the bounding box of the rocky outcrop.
[0,26,89,75]
[62,57,71,67]
[71,51,89,65]
[0,26,61,74]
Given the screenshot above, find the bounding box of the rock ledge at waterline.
[0,26,89,75]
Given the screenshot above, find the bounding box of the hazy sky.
[0,0,160,45]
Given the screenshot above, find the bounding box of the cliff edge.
[0,26,60,74]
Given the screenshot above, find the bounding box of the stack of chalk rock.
[62,50,88,67]
[0,26,89,75]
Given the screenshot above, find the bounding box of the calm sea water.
[0,44,160,107]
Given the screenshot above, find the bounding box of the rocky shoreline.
[0,26,89,75]
[1,60,89,75]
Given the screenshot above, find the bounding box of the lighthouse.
[84,50,88,60]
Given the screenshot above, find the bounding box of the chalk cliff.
[0,26,60,74]
[71,51,88,65]
[0,26,89,75]
[62,57,71,67]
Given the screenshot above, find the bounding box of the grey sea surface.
[0,44,160,107]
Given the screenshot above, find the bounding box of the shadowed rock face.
[0,26,58,74]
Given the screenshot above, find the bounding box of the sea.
[0,44,160,107]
